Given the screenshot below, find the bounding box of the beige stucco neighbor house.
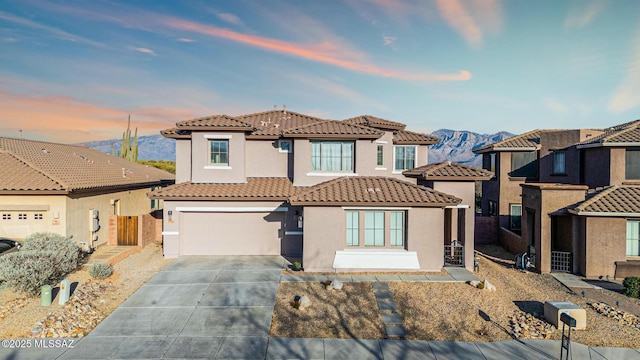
[149,110,492,272]
[0,137,174,250]
[475,119,640,278]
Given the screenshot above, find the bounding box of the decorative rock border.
[589,302,640,330]
[508,310,555,339]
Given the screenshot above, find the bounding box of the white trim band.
[204,134,232,139]
[333,249,420,269]
[375,167,387,171]
[306,172,359,177]
[342,206,411,210]
[204,165,232,170]
[175,206,288,212]
[444,205,470,209]
[162,231,179,236]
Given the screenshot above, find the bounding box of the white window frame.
[626,220,640,256]
[311,141,355,172]
[393,145,417,173]
[345,210,406,248]
[553,150,566,174]
[209,139,229,167]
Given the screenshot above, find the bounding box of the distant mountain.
[428,129,514,168]
[77,135,176,161]
[77,130,515,166]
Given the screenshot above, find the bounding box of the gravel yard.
[0,243,171,338]
[271,245,640,348]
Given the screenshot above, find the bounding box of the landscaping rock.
[509,310,555,339]
[298,295,312,310]
[30,279,116,338]
[332,280,344,290]
[589,302,640,330]
[483,280,496,291]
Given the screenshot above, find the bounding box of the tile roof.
[567,186,640,216]
[342,115,406,130]
[577,122,640,147]
[473,129,543,154]
[147,177,295,200]
[283,121,384,139]
[160,128,191,139]
[289,176,461,207]
[403,162,494,180]
[239,110,325,137]
[393,130,439,145]
[176,115,255,131]
[0,137,174,193]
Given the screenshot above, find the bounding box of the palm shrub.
[623,277,640,298]
[0,232,80,296]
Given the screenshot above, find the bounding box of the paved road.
[1,256,638,359]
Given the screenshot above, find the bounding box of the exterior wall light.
[168,210,173,222]
[295,211,303,229]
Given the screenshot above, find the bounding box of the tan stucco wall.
[66,187,155,248]
[432,181,476,270]
[191,132,246,183]
[245,140,290,178]
[610,147,627,186]
[521,185,587,273]
[0,195,67,240]
[175,139,191,183]
[584,217,627,279]
[302,206,445,272]
[292,135,424,186]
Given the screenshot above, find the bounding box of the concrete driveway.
[61,255,287,360]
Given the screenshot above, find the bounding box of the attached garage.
[179,210,284,256]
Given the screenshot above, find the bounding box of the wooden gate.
[117,216,138,246]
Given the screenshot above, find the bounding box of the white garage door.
[180,212,283,255]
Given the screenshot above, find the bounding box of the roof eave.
[568,210,640,217]
[393,140,439,145]
[176,126,254,131]
[149,195,290,201]
[285,134,382,139]
[0,189,69,195]
[245,134,281,140]
[288,201,458,207]
[577,142,640,149]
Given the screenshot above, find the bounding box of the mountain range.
[77,130,514,166]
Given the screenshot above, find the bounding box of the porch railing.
[551,251,572,273]
[444,244,464,267]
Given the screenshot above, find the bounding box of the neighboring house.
[0,137,174,250]
[149,109,492,272]
[474,120,640,278]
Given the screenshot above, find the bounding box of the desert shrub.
[88,263,113,279]
[0,232,80,296]
[623,277,640,298]
[21,232,80,277]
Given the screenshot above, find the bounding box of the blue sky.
[1,0,639,143]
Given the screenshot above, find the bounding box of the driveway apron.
[60,255,286,360]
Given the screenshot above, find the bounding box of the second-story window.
[377,145,384,166]
[311,141,354,172]
[626,150,640,180]
[553,150,566,174]
[210,140,229,166]
[511,151,537,178]
[394,145,416,172]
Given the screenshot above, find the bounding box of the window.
[488,201,497,216]
[34,213,43,220]
[18,213,27,220]
[510,204,522,231]
[311,141,354,172]
[364,212,385,246]
[625,150,640,180]
[346,212,359,246]
[511,151,537,178]
[394,146,416,172]
[553,151,566,174]
[627,221,640,256]
[279,140,292,153]
[209,140,229,166]
[484,153,496,175]
[1,214,10,220]
[346,210,405,247]
[390,212,404,246]
[377,145,384,166]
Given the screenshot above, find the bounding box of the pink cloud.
[436,0,482,47]
[164,17,470,81]
[215,12,243,25]
[565,0,607,29]
[0,90,191,143]
[133,47,157,55]
[383,36,396,46]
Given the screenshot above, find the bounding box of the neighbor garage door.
[180,212,283,255]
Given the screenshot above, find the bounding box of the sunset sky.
[1,0,639,143]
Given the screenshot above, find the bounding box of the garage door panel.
[181,212,283,255]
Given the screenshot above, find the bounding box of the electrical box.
[90,209,100,232]
[58,279,70,305]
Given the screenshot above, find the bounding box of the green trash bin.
[41,285,52,306]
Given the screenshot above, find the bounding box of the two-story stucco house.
[149,109,492,272]
[0,137,174,250]
[475,119,640,278]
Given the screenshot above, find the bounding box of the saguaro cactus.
[112,115,138,161]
